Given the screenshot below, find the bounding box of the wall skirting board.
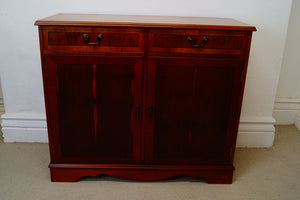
[273,98,300,127]
[1,113,48,143]
[237,118,275,147]
[1,113,276,147]
[295,114,300,130]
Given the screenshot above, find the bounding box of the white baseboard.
[3,127,48,143]
[273,98,300,125]
[1,113,48,143]
[1,112,276,147]
[295,114,300,130]
[237,118,276,147]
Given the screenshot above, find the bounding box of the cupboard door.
[45,55,143,163]
[145,57,243,165]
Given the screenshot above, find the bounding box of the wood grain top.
[35,14,256,31]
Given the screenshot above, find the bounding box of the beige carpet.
[0,125,299,200]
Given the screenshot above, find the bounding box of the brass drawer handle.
[82,34,104,45]
[187,36,208,48]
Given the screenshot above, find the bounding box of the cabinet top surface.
[35,14,256,31]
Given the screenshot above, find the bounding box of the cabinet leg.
[198,171,233,184]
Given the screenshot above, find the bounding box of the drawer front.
[42,27,143,52]
[149,29,249,55]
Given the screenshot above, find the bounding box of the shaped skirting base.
[49,163,234,184]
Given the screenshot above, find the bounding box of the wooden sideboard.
[35,14,256,183]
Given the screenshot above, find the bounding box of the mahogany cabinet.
[35,14,256,183]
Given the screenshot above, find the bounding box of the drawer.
[149,29,249,55]
[42,27,143,52]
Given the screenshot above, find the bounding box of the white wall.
[0,0,293,146]
[273,0,300,129]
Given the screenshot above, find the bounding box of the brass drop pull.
[82,34,104,45]
[187,36,208,48]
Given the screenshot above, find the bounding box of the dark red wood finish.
[42,27,144,52]
[34,14,256,31]
[49,163,234,183]
[45,55,143,163]
[149,29,249,55]
[145,57,243,165]
[36,14,255,184]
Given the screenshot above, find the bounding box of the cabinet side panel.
[39,27,55,161]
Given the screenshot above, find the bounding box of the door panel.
[56,63,95,158]
[45,55,143,163]
[145,57,243,164]
[96,65,136,159]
